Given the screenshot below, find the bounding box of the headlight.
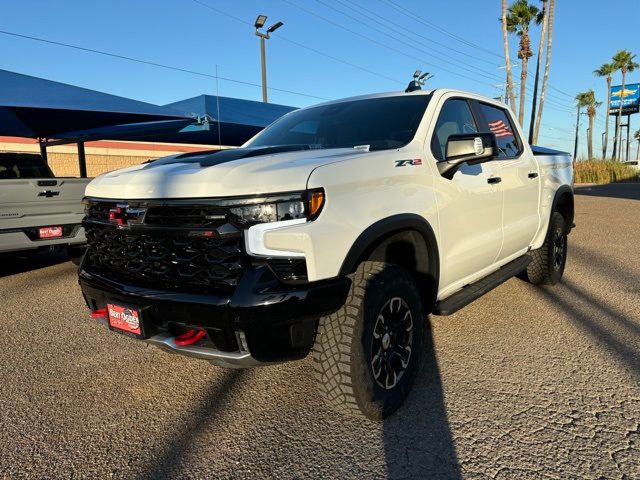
[230,189,325,226]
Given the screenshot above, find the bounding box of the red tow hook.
[174,329,207,346]
[91,308,107,319]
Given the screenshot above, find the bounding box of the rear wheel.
[520,212,567,285]
[313,261,425,420]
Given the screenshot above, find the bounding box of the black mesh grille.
[83,201,245,294]
[145,206,228,227]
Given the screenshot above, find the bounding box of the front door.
[428,97,504,292]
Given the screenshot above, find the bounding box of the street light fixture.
[267,21,283,34]
[255,14,284,103]
[254,15,267,29]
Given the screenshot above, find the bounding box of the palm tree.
[528,0,547,144]
[506,0,541,127]
[611,50,639,159]
[575,90,601,159]
[593,63,616,158]
[533,0,555,144]
[635,128,640,161]
[501,0,517,109]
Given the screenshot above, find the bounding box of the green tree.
[575,90,601,160]
[611,50,639,159]
[506,0,541,127]
[593,63,616,158]
[634,128,640,161]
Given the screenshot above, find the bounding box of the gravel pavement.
[1,183,638,479]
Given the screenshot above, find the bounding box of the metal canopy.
[160,95,297,146]
[0,69,190,139]
[0,70,297,176]
[46,95,297,147]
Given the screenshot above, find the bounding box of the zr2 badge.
[395,159,423,167]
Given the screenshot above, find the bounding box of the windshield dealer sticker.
[395,159,422,167]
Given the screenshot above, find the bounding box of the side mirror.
[438,133,497,178]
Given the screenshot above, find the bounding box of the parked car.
[0,152,89,259]
[78,89,574,419]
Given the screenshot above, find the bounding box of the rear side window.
[0,153,53,179]
[430,99,478,160]
[476,103,521,158]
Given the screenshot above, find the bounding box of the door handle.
[528,172,539,179]
[487,177,502,184]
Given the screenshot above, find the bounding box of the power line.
[332,0,501,68]
[0,29,330,100]
[297,0,581,113]
[280,0,506,88]
[379,0,503,59]
[196,0,583,117]
[191,0,404,86]
[310,0,505,83]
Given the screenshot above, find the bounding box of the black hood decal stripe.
[146,145,319,169]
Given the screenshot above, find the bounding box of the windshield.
[247,95,430,151]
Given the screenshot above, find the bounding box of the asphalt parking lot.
[1,183,638,480]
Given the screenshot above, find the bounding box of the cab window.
[0,153,53,179]
[476,103,522,159]
[430,99,478,160]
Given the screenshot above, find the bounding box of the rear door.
[473,102,540,260]
[428,97,504,291]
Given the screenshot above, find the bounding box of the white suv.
[78,89,574,419]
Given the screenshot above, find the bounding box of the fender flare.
[550,185,575,232]
[339,214,440,308]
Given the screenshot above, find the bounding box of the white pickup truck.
[78,89,574,419]
[0,152,89,256]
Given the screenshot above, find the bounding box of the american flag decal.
[488,119,513,138]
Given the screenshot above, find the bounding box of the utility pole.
[573,107,586,160]
[498,64,519,108]
[573,106,580,160]
[254,15,283,103]
[626,114,631,162]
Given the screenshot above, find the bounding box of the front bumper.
[79,265,350,367]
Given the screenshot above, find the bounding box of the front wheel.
[520,212,567,285]
[313,261,425,420]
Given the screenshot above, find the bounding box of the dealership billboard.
[609,83,640,115]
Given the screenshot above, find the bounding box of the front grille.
[83,200,245,294]
[145,206,228,227]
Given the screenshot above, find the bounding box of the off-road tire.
[313,261,426,420]
[519,212,567,285]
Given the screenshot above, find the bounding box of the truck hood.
[85,146,367,199]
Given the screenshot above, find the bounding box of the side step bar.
[433,256,531,316]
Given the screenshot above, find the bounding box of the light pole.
[254,15,283,103]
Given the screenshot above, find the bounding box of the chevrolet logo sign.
[108,205,147,227]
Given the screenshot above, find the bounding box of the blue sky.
[1,0,639,156]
